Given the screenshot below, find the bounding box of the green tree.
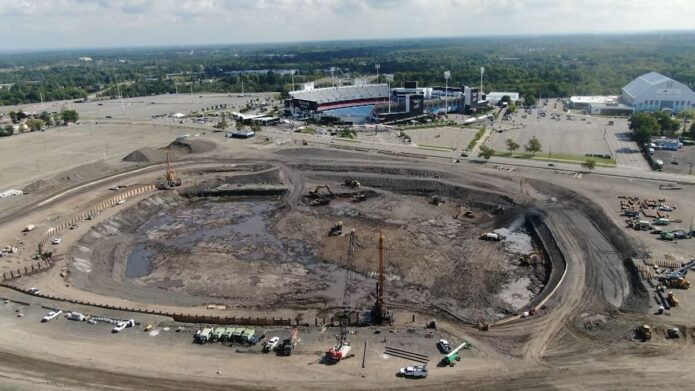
[0,125,13,137]
[506,103,517,114]
[26,118,45,132]
[236,121,245,130]
[505,138,520,153]
[500,95,511,105]
[60,109,79,123]
[676,109,695,133]
[8,111,17,123]
[339,127,356,139]
[215,114,229,131]
[629,112,659,145]
[582,159,596,170]
[479,145,495,162]
[689,122,695,139]
[653,111,679,135]
[39,111,53,127]
[251,122,262,133]
[523,94,537,108]
[525,136,542,155]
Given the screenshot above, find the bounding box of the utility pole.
[375,64,380,84]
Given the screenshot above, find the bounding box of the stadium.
[285,81,487,124]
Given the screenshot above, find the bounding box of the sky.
[1,0,694,50]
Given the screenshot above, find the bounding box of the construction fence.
[1,184,156,284]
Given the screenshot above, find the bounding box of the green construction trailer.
[195,327,213,344]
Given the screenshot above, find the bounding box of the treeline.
[3,33,695,103]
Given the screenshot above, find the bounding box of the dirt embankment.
[527,179,650,313]
[23,161,114,194]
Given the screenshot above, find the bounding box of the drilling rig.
[327,230,356,364]
[162,151,181,188]
[372,231,390,325]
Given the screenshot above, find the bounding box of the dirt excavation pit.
[66,166,555,322]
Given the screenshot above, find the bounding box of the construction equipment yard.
[2,95,695,390]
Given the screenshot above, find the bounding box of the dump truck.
[195,327,214,344]
[637,324,652,341]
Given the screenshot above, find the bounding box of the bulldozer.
[667,291,680,307]
[329,221,343,237]
[477,319,489,331]
[344,179,360,189]
[454,207,475,219]
[430,195,445,206]
[664,276,690,289]
[351,193,367,203]
[636,324,652,341]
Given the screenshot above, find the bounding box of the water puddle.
[126,243,155,278]
[494,226,534,255]
[125,200,316,278]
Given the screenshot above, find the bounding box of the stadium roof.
[290,84,389,105]
[622,72,673,99]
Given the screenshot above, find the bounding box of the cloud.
[0,0,694,50]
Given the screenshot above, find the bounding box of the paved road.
[604,126,651,171]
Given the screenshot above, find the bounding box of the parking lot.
[488,101,612,162]
[654,147,695,174]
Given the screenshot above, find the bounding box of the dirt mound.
[123,138,216,163]
[167,138,216,154]
[123,147,166,163]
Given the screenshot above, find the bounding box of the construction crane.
[327,230,356,364]
[165,151,181,188]
[372,231,390,325]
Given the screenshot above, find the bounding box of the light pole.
[375,64,380,84]
[444,71,451,115]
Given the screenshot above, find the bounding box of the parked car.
[437,339,452,353]
[28,287,41,294]
[116,199,126,205]
[399,364,428,378]
[51,238,62,245]
[264,336,280,352]
[112,319,135,333]
[41,310,62,322]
